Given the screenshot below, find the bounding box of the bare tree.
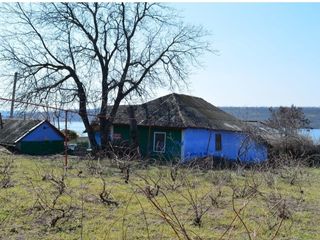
[266,105,310,137]
[266,106,313,160]
[0,3,210,152]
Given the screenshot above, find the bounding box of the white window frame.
[153,132,166,153]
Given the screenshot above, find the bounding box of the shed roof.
[0,119,62,146]
[110,93,244,131]
[244,120,282,145]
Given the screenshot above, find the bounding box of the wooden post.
[10,72,18,118]
[64,110,68,173]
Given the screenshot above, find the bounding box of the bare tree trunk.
[127,105,140,157]
[74,75,99,153]
[99,117,113,152]
[81,114,99,153]
[100,96,122,151]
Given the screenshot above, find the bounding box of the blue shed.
[0,119,65,155]
[93,93,268,163]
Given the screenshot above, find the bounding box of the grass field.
[0,154,320,240]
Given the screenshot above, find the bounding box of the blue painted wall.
[21,122,64,142]
[94,132,101,145]
[94,132,113,146]
[182,128,267,163]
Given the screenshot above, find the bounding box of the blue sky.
[160,3,320,107]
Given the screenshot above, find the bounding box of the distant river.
[300,129,320,144]
[55,121,87,137]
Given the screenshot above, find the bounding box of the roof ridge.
[172,94,187,127]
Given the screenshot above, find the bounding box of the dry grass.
[0,155,320,239]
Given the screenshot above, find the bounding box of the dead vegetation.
[99,176,119,207]
[0,156,14,188]
[0,153,320,239]
[29,172,78,228]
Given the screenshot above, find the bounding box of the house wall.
[94,126,115,146]
[19,141,64,155]
[96,125,267,163]
[18,122,64,155]
[182,128,267,163]
[94,132,101,146]
[96,125,182,160]
[135,126,181,160]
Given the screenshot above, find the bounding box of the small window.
[113,133,122,140]
[153,132,166,153]
[215,133,222,151]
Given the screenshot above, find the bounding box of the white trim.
[153,132,166,153]
[14,120,46,143]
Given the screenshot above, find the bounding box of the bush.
[62,129,79,141]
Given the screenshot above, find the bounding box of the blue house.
[93,93,268,163]
[0,119,65,155]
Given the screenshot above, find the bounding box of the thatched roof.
[0,145,12,155]
[110,93,244,131]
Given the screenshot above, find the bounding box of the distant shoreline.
[3,106,320,128]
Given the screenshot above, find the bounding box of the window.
[113,133,122,140]
[153,132,166,153]
[215,133,222,151]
